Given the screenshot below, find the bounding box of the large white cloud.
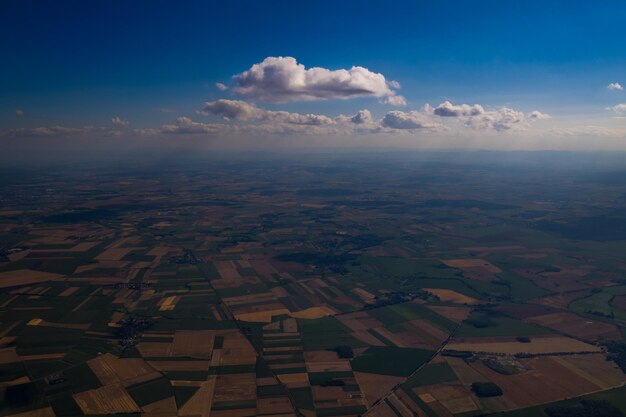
[199,99,334,125]
[232,56,404,105]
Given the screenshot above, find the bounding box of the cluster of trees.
[604,341,626,373]
[545,399,623,417]
[330,345,354,359]
[471,382,503,397]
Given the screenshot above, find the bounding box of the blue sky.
[1,1,626,149]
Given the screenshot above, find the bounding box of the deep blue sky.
[1,0,625,141]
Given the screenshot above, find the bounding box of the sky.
[2,0,626,152]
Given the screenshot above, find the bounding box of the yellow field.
[424,288,479,305]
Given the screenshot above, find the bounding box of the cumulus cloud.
[161,117,224,134]
[388,80,401,89]
[232,56,400,104]
[215,82,228,91]
[528,110,551,120]
[381,95,407,106]
[15,109,25,117]
[430,101,485,117]
[381,111,440,130]
[424,101,548,131]
[111,116,130,127]
[200,99,262,120]
[199,99,334,125]
[608,82,623,91]
[350,109,373,125]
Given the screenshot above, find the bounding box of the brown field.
[442,259,501,272]
[552,354,626,389]
[468,356,605,410]
[427,306,471,323]
[136,342,173,357]
[147,360,211,371]
[352,330,387,346]
[215,260,241,280]
[95,247,135,261]
[367,401,404,417]
[220,331,257,365]
[445,356,489,385]
[354,372,404,407]
[307,360,352,373]
[74,383,140,414]
[213,373,256,402]
[58,286,80,296]
[352,287,376,302]
[445,336,600,355]
[416,384,478,415]
[424,288,479,305]
[172,330,215,357]
[257,397,295,415]
[528,311,622,341]
[290,306,336,319]
[178,376,217,417]
[0,269,64,288]
[0,347,20,365]
[276,372,309,388]
[88,354,159,386]
[5,407,56,417]
[338,311,384,331]
[304,350,339,362]
[210,409,257,417]
[235,308,291,323]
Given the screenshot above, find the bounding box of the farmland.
[1,153,626,416]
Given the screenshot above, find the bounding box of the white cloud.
[2,125,96,137]
[200,99,263,120]
[161,117,224,134]
[199,99,334,125]
[215,82,228,91]
[381,111,440,130]
[388,80,401,89]
[15,109,25,117]
[612,103,626,114]
[425,101,547,131]
[528,110,551,120]
[350,109,373,125]
[111,116,130,127]
[381,95,407,106]
[232,56,398,103]
[430,101,485,117]
[608,82,623,91]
